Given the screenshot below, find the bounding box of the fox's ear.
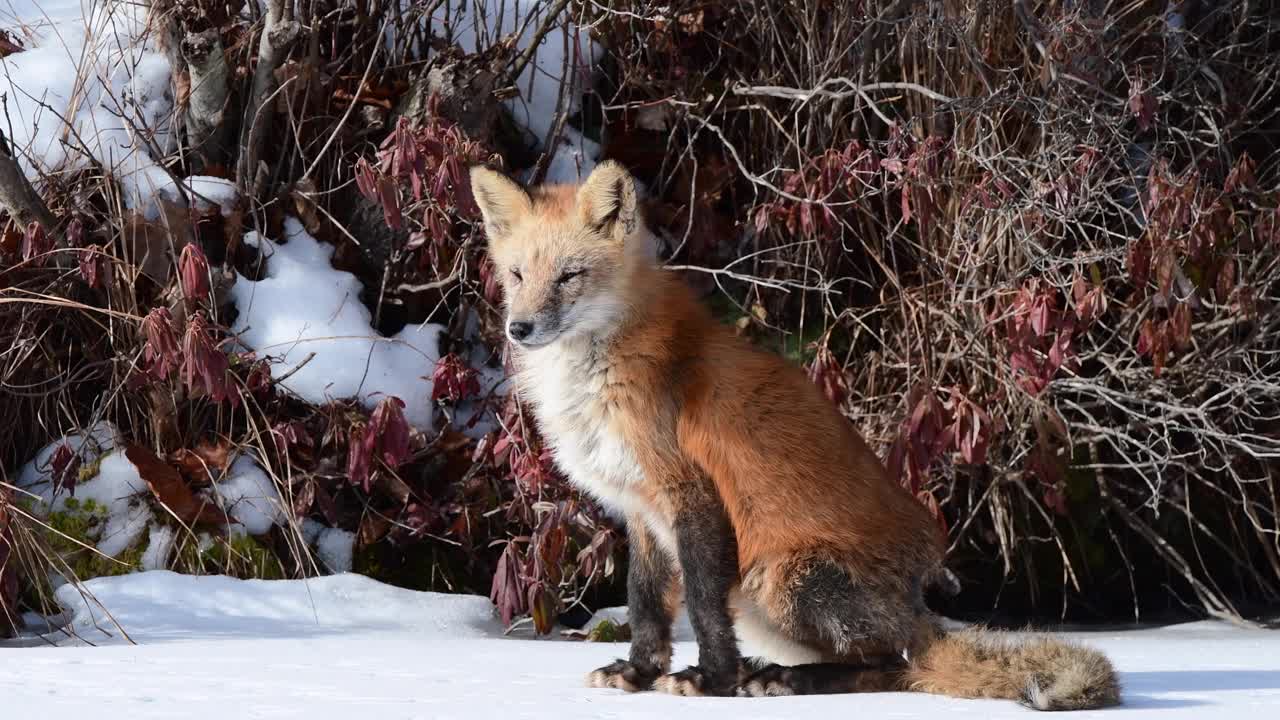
[469,166,532,241]
[577,160,638,242]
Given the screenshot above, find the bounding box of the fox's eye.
[510,268,523,283]
[557,269,584,285]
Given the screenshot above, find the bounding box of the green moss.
[176,532,285,580]
[77,456,104,486]
[586,618,631,643]
[779,323,828,367]
[23,498,145,603]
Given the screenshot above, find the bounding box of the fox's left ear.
[577,160,638,242]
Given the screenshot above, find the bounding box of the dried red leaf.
[1224,154,1256,194]
[377,176,403,229]
[346,425,374,493]
[1170,302,1192,350]
[368,396,411,468]
[242,357,273,398]
[1128,75,1157,131]
[946,388,992,465]
[1046,329,1072,375]
[49,442,81,495]
[1126,237,1152,288]
[1043,484,1069,516]
[354,157,379,202]
[490,542,528,628]
[182,314,236,404]
[78,245,110,289]
[20,221,50,262]
[807,345,849,406]
[1137,319,1169,376]
[431,354,481,404]
[1155,249,1176,301]
[402,502,436,537]
[347,397,412,493]
[1215,259,1236,303]
[916,489,949,537]
[142,307,182,381]
[179,243,211,303]
[271,421,313,454]
[1136,319,1156,356]
[1029,295,1052,337]
[576,528,615,580]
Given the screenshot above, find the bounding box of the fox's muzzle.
[506,314,562,347]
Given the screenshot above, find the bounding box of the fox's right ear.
[469,166,532,241]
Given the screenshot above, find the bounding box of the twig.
[733,79,955,104]
[507,0,573,84]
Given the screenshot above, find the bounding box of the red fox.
[470,161,1121,710]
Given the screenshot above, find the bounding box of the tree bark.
[182,29,231,169]
[0,130,56,234]
[237,0,301,199]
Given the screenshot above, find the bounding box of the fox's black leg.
[737,660,906,697]
[653,484,740,697]
[587,517,676,692]
[739,655,773,681]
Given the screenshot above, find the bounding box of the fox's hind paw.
[586,659,661,692]
[736,665,801,697]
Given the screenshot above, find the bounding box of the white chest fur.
[517,339,677,553]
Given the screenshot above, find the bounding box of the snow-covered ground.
[2,572,1277,719]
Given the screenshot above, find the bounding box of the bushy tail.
[903,625,1121,711]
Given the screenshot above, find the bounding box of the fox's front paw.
[586,659,662,692]
[653,666,736,697]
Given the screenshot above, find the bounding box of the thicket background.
[3,0,1280,639]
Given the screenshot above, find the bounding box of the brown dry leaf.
[376,471,414,506]
[293,479,316,518]
[437,429,476,485]
[124,443,225,527]
[264,198,286,239]
[174,68,192,107]
[0,221,21,257]
[273,60,319,112]
[221,205,245,271]
[357,513,391,547]
[121,200,195,284]
[528,584,558,635]
[677,10,705,34]
[291,178,325,238]
[171,438,234,486]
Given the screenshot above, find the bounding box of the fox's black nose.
[507,321,534,342]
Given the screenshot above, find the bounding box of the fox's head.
[469,161,647,349]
